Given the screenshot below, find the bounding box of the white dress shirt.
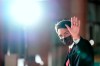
[69,39,80,49]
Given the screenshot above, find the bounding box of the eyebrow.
[58,31,69,37]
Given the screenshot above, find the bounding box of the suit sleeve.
[77,37,94,66]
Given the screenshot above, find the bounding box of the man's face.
[57,28,73,46]
[57,28,71,39]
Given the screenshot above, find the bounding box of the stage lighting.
[3,0,43,29]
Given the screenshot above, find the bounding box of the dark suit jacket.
[64,37,94,66]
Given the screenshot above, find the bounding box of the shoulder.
[77,37,92,47]
[76,37,94,54]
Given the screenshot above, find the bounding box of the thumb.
[65,25,71,33]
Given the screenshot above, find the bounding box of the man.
[55,16,94,66]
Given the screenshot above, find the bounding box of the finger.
[73,16,76,26]
[75,17,77,26]
[71,17,75,26]
[65,25,71,33]
[75,17,80,27]
[75,17,79,26]
[78,20,80,28]
[76,18,79,25]
[71,17,73,28]
[76,20,80,28]
[74,16,77,21]
[71,17,75,29]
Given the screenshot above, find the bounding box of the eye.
[64,32,69,34]
[58,34,63,39]
[59,35,62,37]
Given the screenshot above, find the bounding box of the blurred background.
[0,0,100,66]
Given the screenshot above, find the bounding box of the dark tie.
[66,48,71,66]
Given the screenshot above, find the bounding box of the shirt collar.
[69,42,74,49]
[69,38,80,49]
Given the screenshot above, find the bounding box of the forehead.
[57,28,68,34]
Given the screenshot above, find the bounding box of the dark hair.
[55,20,71,32]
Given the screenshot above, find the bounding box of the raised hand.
[66,16,80,40]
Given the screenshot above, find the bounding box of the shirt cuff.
[73,38,80,44]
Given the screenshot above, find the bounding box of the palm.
[66,16,80,39]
